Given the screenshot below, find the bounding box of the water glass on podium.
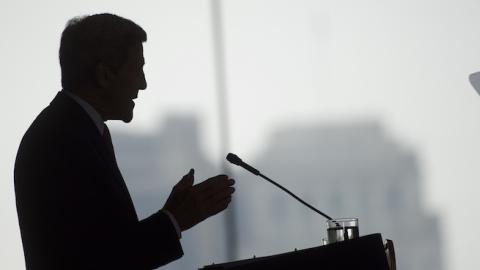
[326,218,359,244]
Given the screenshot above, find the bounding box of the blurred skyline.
[114,115,442,270]
[3,1,480,269]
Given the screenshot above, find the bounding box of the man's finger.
[202,186,235,203]
[196,179,235,200]
[195,175,232,193]
[194,175,227,193]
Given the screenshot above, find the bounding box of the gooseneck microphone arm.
[226,153,334,221]
[258,172,334,220]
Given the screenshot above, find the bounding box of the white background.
[2,1,480,269]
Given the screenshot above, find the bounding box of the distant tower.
[210,0,238,261]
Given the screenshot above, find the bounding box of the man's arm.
[15,135,183,270]
[58,139,184,269]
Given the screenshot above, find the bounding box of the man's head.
[59,13,147,122]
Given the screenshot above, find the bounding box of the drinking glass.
[326,218,359,244]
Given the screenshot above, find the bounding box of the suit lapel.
[90,132,139,221]
[52,91,139,221]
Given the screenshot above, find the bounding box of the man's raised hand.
[162,169,235,231]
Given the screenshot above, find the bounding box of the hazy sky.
[2,1,480,269]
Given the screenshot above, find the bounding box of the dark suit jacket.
[14,91,183,270]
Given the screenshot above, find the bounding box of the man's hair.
[59,13,147,90]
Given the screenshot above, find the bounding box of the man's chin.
[112,108,134,123]
[121,112,134,123]
[122,101,135,123]
[107,102,134,122]
[121,117,133,123]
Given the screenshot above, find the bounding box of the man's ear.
[95,62,114,88]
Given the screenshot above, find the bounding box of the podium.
[199,234,395,270]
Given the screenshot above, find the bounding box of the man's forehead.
[127,43,144,64]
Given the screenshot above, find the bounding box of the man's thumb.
[176,168,194,189]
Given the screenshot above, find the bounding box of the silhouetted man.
[14,13,235,270]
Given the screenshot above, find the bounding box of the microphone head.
[226,153,243,165]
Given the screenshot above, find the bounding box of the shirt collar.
[63,90,105,135]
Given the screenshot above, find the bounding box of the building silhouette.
[113,116,443,270]
[235,120,443,270]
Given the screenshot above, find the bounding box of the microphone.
[226,153,334,221]
[226,153,259,175]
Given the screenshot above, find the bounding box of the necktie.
[101,124,136,216]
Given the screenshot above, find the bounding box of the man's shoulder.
[18,92,99,157]
[14,92,106,187]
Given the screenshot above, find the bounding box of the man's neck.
[67,87,108,121]
[63,89,106,135]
